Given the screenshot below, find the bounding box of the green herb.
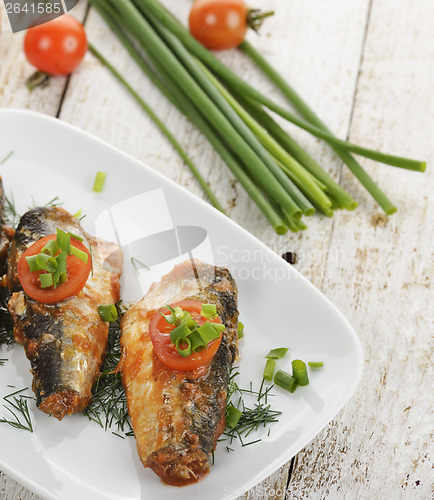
[0,288,14,348]
[4,193,20,228]
[98,304,118,322]
[263,359,276,381]
[0,150,14,165]
[265,347,289,360]
[274,369,298,393]
[237,322,244,339]
[291,359,309,386]
[0,388,34,432]
[201,303,217,319]
[92,171,107,193]
[224,371,281,446]
[131,257,150,273]
[308,361,324,368]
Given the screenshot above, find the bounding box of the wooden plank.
[287,0,434,498]
[0,1,88,113]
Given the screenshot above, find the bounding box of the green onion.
[196,321,220,344]
[70,244,89,264]
[189,331,207,352]
[201,303,217,319]
[159,305,176,324]
[211,323,225,333]
[98,304,118,322]
[265,347,289,360]
[225,403,242,428]
[237,322,244,339]
[25,255,40,272]
[93,171,107,193]
[169,321,191,344]
[308,361,324,368]
[41,239,59,256]
[274,369,298,393]
[263,359,276,381]
[36,253,51,271]
[291,359,309,386]
[175,336,192,357]
[68,232,84,242]
[39,273,53,289]
[56,228,70,254]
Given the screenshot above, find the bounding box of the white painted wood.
[0,0,432,498]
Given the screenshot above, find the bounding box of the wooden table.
[0,0,432,498]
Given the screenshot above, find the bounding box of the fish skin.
[119,259,238,486]
[7,207,122,420]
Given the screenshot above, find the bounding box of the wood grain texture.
[0,0,432,498]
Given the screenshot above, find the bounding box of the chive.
[237,322,244,339]
[291,359,309,386]
[225,404,242,428]
[263,359,276,381]
[25,255,40,272]
[201,303,217,319]
[308,361,324,368]
[274,370,298,393]
[169,322,191,344]
[98,305,118,322]
[41,239,59,256]
[265,348,289,360]
[36,253,51,271]
[196,321,220,343]
[189,331,207,352]
[211,323,225,333]
[56,228,70,254]
[93,171,107,193]
[39,273,53,288]
[70,244,88,264]
[175,336,192,357]
[88,42,226,214]
[53,251,67,288]
[45,256,58,273]
[68,231,84,242]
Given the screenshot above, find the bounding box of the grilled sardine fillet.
[119,260,238,486]
[7,207,122,420]
[0,177,14,276]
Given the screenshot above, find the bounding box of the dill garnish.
[0,388,34,432]
[83,304,133,437]
[0,287,14,348]
[0,151,14,165]
[223,370,281,447]
[4,193,20,228]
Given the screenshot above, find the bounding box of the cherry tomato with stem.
[24,14,87,76]
[189,0,273,51]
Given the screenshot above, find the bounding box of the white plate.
[0,110,363,500]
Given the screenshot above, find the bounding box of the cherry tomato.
[189,0,248,50]
[149,300,223,371]
[24,15,87,75]
[17,234,92,304]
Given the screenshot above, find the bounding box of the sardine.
[0,177,14,276]
[119,259,238,486]
[7,207,122,420]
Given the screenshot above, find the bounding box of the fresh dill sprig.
[0,287,14,348]
[0,151,14,165]
[4,193,20,229]
[223,370,281,447]
[83,303,133,437]
[0,388,34,432]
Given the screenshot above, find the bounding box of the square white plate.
[0,109,363,500]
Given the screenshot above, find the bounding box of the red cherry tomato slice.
[24,14,87,75]
[149,300,223,371]
[189,0,248,50]
[17,234,92,304]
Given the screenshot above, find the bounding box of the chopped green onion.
[36,253,51,271]
[93,171,107,193]
[196,321,220,343]
[41,239,59,256]
[73,209,83,219]
[53,251,67,289]
[56,228,70,254]
[211,323,225,333]
[225,403,242,428]
[46,256,58,273]
[308,361,324,368]
[291,359,309,386]
[263,359,276,381]
[68,232,84,242]
[173,306,184,319]
[169,322,192,344]
[274,369,298,393]
[175,336,191,357]
[25,255,41,272]
[201,303,217,319]
[98,304,118,322]
[39,273,53,289]
[265,347,289,360]
[237,322,244,339]
[70,244,89,264]
[189,331,207,352]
